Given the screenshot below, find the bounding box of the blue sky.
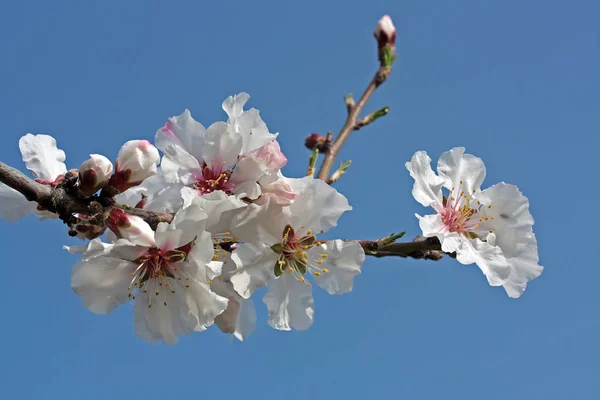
[1,0,599,399]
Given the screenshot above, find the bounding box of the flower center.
[439,180,494,236]
[128,246,193,308]
[271,225,329,285]
[193,162,234,195]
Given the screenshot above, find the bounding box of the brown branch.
[0,160,172,230]
[316,65,392,182]
[358,235,445,261]
[0,162,53,206]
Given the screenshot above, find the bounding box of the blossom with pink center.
[152,94,283,210]
[71,203,228,344]
[406,147,543,297]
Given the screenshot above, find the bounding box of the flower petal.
[202,121,243,167]
[405,151,445,209]
[289,177,351,235]
[310,240,364,295]
[187,190,246,234]
[0,183,37,221]
[19,134,67,181]
[222,92,251,119]
[444,236,511,286]
[230,243,277,298]
[496,232,543,298]
[263,273,314,331]
[437,147,486,194]
[155,110,206,162]
[212,279,257,341]
[71,256,136,314]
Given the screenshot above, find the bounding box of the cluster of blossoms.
[0,16,543,342]
[0,93,367,344]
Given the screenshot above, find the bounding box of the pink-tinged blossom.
[71,204,228,344]
[78,154,113,196]
[406,147,543,297]
[153,94,283,205]
[109,140,160,193]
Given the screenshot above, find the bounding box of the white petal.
[230,201,287,244]
[476,182,534,240]
[0,183,37,221]
[186,231,216,273]
[178,271,229,330]
[498,233,543,298]
[289,177,351,235]
[416,213,446,239]
[160,145,201,184]
[230,156,270,199]
[19,134,67,180]
[188,190,246,233]
[167,204,208,241]
[202,121,243,167]
[107,239,150,261]
[230,243,277,298]
[445,236,511,286]
[437,147,486,194]
[71,256,135,314]
[155,110,206,162]
[405,151,445,209]
[222,92,251,119]
[133,266,228,344]
[235,108,278,154]
[311,240,364,295]
[212,279,257,341]
[133,285,193,345]
[263,273,314,331]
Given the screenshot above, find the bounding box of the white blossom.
[406,147,543,296]
[154,93,283,205]
[71,204,228,344]
[229,177,364,331]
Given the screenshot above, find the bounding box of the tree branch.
[358,235,444,260]
[316,65,391,182]
[0,160,172,229]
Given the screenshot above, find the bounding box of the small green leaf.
[294,259,307,275]
[271,243,283,254]
[274,261,284,277]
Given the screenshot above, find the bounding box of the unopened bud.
[106,208,155,246]
[78,154,113,196]
[304,133,329,152]
[109,140,160,193]
[374,15,397,65]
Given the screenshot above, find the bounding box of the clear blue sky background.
[1,0,598,399]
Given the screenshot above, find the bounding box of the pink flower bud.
[78,154,113,196]
[246,141,287,172]
[374,15,396,50]
[106,209,155,246]
[109,140,160,193]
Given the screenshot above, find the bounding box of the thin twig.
[316,65,392,182]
